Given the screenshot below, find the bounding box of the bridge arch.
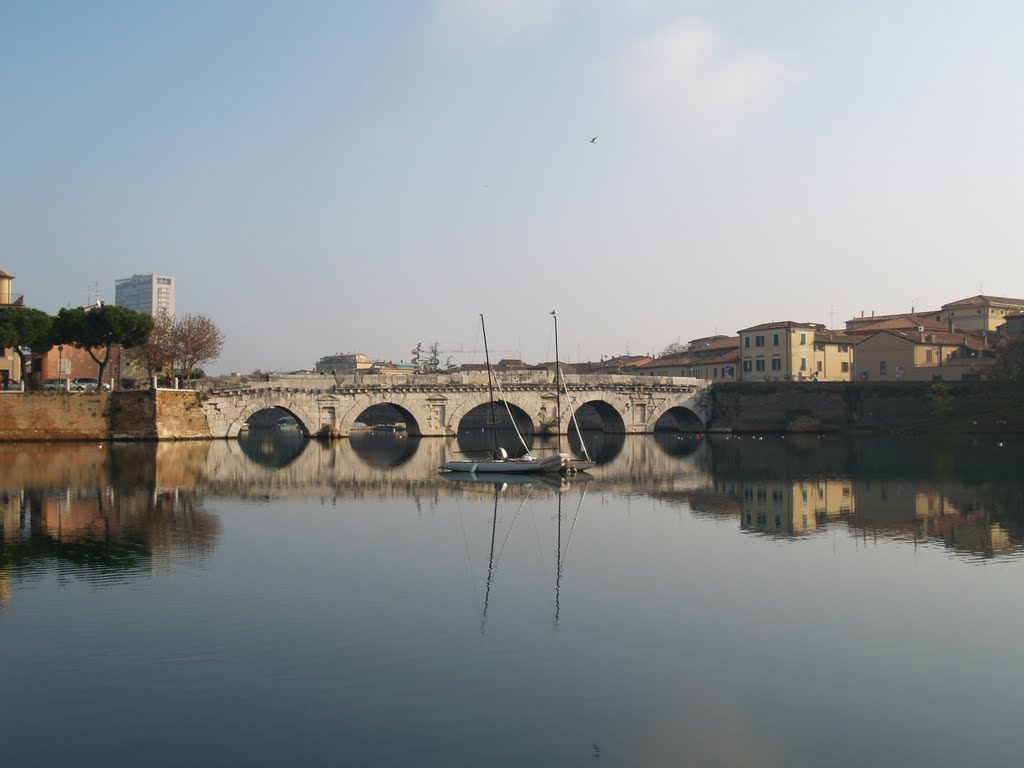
[645,392,709,433]
[229,397,320,438]
[568,399,627,434]
[444,392,541,436]
[337,395,433,437]
[652,406,706,432]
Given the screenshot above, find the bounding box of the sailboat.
[551,310,596,474]
[440,314,564,475]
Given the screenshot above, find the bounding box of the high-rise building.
[114,273,175,318]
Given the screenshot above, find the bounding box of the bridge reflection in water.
[0,435,1022,596]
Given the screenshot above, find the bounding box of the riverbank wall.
[708,381,1024,434]
[0,390,211,442]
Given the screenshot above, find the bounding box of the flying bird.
[589,136,598,143]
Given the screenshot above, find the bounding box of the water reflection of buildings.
[0,445,221,601]
[693,471,1022,559]
[723,478,855,535]
[850,481,1018,559]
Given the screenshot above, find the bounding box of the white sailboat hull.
[439,453,564,474]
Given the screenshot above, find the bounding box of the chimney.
[871,310,875,318]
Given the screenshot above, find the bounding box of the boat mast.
[551,310,561,453]
[480,313,500,458]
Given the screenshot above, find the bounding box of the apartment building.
[738,321,854,381]
[114,273,175,319]
[854,329,993,382]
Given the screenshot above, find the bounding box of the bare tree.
[123,314,175,380]
[173,314,225,379]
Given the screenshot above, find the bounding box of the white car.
[70,377,111,391]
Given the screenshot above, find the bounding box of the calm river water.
[2,433,1023,767]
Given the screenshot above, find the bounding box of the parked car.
[70,377,111,391]
[41,378,65,391]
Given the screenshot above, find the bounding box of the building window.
[744,337,750,348]
[800,358,807,371]
[817,360,823,372]
[841,361,850,373]
[880,360,887,375]
[771,357,781,371]
[773,333,779,346]
[755,336,765,347]
[800,333,807,345]
[926,349,933,363]
[755,359,765,372]
[743,360,752,372]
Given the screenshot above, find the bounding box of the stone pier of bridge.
[196,371,711,439]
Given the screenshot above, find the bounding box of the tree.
[0,306,54,378]
[122,314,175,381]
[989,336,1024,386]
[661,340,688,357]
[54,305,154,384]
[172,314,225,379]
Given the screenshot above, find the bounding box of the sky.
[2,0,1022,373]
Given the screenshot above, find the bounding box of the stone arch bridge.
[196,372,711,439]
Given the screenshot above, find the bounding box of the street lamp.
[58,345,64,386]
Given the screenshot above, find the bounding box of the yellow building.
[1,269,26,387]
[854,329,993,382]
[738,321,853,381]
[812,332,857,381]
[738,478,854,535]
[932,295,1024,334]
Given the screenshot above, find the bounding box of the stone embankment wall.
[0,390,212,442]
[709,382,1022,433]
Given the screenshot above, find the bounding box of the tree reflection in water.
[0,485,220,584]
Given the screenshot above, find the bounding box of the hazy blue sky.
[3,0,1022,373]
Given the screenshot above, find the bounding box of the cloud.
[622,19,795,140]
[436,0,563,43]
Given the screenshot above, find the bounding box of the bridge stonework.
[198,372,711,438]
